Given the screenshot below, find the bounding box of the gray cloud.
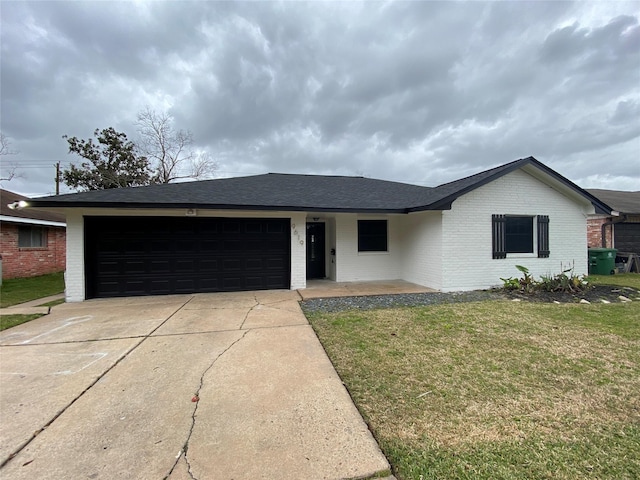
[1,1,638,197]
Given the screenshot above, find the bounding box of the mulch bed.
[502,284,640,304]
[301,285,640,314]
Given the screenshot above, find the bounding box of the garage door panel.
[615,223,640,254]
[151,260,171,273]
[223,258,242,271]
[245,258,263,270]
[85,217,290,298]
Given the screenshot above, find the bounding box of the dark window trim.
[492,215,506,258]
[358,219,388,252]
[492,214,550,259]
[537,215,550,258]
[505,216,534,254]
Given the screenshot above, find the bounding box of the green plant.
[501,264,591,295]
[538,263,590,293]
[499,277,521,291]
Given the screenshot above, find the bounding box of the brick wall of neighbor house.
[1,223,66,279]
[587,215,613,248]
[440,169,593,292]
[399,210,443,290]
[333,213,403,282]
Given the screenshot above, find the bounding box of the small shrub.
[501,263,591,295]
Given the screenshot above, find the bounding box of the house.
[0,188,66,279]
[25,156,610,302]
[586,189,640,255]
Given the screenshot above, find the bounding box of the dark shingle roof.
[27,156,610,214]
[1,189,66,224]
[28,174,435,213]
[586,189,640,214]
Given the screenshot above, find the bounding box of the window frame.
[492,214,549,259]
[357,219,388,253]
[505,215,534,254]
[18,225,47,248]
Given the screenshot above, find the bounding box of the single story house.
[586,189,640,254]
[25,156,610,302]
[1,188,66,279]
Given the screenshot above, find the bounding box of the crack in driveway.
[165,329,250,480]
[0,297,194,469]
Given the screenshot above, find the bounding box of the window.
[358,220,387,252]
[506,216,533,253]
[492,215,549,259]
[18,226,46,248]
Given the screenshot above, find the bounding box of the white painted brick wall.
[399,211,443,290]
[289,213,307,289]
[334,214,402,282]
[441,169,591,292]
[65,211,85,302]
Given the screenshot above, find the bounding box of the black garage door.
[85,216,290,299]
[615,223,640,255]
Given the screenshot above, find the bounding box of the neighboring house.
[26,156,610,302]
[1,189,66,279]
[586,189,640,255]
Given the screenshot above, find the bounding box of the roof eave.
[408,156,614,214]
[26,201,408,215]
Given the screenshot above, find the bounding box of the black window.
[492,215,549,259]
[506,216,533,253]
[358,220,387,252]
[18,226,46,248]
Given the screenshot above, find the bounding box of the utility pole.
[55,162,60,195]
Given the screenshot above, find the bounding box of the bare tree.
[0,132,21,181]
[135,107,217,183]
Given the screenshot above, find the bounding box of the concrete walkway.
[0,291,391,479]
[301,279,436,300]
[0,293,65,316]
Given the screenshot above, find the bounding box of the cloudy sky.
[1,0,639,197]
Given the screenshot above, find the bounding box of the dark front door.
[306,222,325,279]
[84,216,291,299]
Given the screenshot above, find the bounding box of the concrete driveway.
[0,291,390,479]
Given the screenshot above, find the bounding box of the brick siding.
[587,216,613,248]
[1,223,66,279]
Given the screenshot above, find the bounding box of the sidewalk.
[0,293,65,316]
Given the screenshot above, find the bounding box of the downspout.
[601,213,626,248]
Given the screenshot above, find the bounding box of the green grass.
[308,300,640,479]
[0,272,65,308]
[37,298,65,308]
[588,273,640,290]
[0,313,45,331]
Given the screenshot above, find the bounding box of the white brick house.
[27,157,610,302]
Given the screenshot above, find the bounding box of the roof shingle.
[26,156,610,215]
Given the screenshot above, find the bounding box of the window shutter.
[492,214,506,259]
[537,215,550,258]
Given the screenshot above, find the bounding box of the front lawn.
[588,272,640,290]
[0,313,45,331]
[308,299,640,479]
[0,272,65,308]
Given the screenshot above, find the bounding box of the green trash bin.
[588,248,617,275]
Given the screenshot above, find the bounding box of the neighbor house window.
[18,226,46,248]
[358,220,388,252]
[492,215,549,259]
